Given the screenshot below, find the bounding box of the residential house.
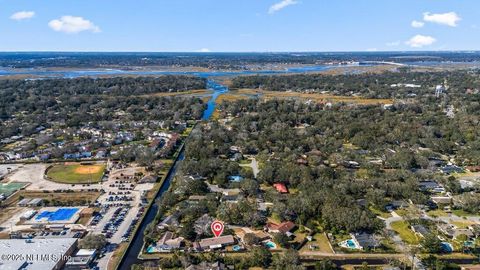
[273,183,289,194]
[352,232,379,250]
[230,152,243,162]
[418,180,445,193]
[411,224,430,238]
[198,235,235,250]
[439,224,475,239]
[469,224,480,237]
[266,221,296,236]
[155,231,184,252]
[440,165,464,175]
[194,214,214,235]
[186,262,226,270]
[157,214,180,230]
[221,193,242,203]
[236,228,270,244]
[385,200,409,211]
[431,195,452,205]
[188,195,207,203]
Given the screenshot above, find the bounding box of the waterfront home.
[155,231,184,252]
[352,232,379,250]
[157,214,180,230]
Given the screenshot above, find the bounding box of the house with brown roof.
[198,235,235,250]
[266,221,296,235]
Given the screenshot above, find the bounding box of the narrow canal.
[117,80,228,270]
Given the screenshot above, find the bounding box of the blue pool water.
[229,175,244,182]
[441,242,453,253]
[35,208,79,221]
[265,241,277,249]
[146,246,156,254]
[346,239,358,249]
[232,245,242,251]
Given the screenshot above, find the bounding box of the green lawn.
[300,233,334,254]
[451,220,476,229]
[369,206,391,219]
[426,209,450,217]
[452,209,479,217]
[46,164,106,184]
[394,209,409,217]
[390,220,420,245]
[238,159,251,165]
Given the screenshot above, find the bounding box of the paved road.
[97,250,114,270]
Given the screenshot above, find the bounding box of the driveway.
[240,157,260,178]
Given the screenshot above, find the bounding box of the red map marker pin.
[211,220,224,238]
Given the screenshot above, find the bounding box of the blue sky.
[0,0,477,52]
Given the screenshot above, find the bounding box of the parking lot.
[31,228,85,239]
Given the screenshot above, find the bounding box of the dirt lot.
[0,207,23,225]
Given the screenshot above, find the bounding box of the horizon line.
[0,50,480,54]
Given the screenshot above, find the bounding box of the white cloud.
[386,41,401,47]
[268,0,299,14]
[405,35,436,48]
[10,11,35,21]
[197,48,211,53]
[48,16,101,34]
[423,12,461,27]
[411,20,424,28]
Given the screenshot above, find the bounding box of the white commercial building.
[0,238,77,270]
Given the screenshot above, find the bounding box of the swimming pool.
[340,239,359,249]
[441,242,453,253]
[35,208,79,221]
[264,241,277,249]
[232,245,242,251]
[146,245,156,254]
[346,239,357,248]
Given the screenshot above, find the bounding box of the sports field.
[0,182,27,197]
[46,163,106,184]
